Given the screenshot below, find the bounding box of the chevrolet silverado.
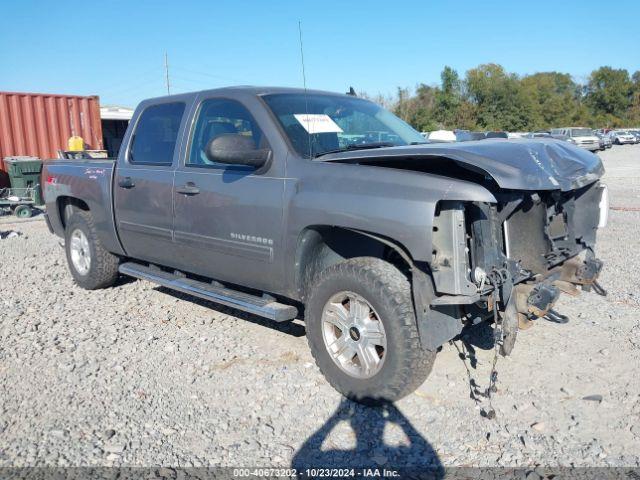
[42,87,608,403]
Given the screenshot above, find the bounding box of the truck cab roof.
[140,86,351,104]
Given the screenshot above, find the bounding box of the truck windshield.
[261,93,426,158]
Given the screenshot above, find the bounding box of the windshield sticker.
[294,114,343,134]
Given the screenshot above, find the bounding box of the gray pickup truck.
[42,87,608,404]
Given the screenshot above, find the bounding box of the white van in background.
[551,127,600,151]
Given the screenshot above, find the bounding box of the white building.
[100,106,134,157]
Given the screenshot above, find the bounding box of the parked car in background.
[526,131,552,138]
[426,129,456,143]
[507,132,528,139]
[628,130,640,143]
[609,130,636,145]
[595,131,612,150]
[455,131,508,142]
[455,130,486,142]
[551,127,600,151]
[484,131,508,139]
[549,130,572,143]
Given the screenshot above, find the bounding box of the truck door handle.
[176,183,200,195]
[118,177,135,189]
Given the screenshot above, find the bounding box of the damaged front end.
[321,139,608,353]
[423,180,608,351]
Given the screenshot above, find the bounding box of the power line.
[170,65,246,84]
[98,78,163,98]
[91,68,164,97]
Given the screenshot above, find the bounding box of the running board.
[118,262,298,322]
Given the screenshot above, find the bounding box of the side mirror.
[205,134,270,168]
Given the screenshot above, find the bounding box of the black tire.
[499,297,518,357]
[64,210,119,289]
[14,205,32,218]
[305,257,436,405]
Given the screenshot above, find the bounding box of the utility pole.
[164,52,171,95]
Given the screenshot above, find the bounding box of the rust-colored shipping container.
[0,91,103,186]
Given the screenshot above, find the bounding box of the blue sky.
[1,0,638,107]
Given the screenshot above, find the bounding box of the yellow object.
[68,136,84,151]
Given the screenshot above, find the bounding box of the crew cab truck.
[42,87,608,404]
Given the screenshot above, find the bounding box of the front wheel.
[305,257,436,404]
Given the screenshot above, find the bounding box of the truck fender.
[345,228,463,351]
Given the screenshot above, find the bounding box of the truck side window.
[129,102,185,165]
[187,98,265,168]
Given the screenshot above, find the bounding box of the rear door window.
[129,102,185,165]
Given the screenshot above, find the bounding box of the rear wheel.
[305,257,436,404]
[65,210,119,289]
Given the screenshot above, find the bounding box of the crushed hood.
[317,138,604,191]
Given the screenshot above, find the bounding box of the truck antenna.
[298,21,312,159]
[298,21,308,94]
[164,52,171,95]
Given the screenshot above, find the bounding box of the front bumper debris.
[525,284,561,318]
[561,257,603,286]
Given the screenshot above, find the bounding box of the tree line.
[364,64,640,132]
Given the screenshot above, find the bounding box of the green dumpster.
[4,156,43,205]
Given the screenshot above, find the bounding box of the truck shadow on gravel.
[154,287,307,337]
[459,321,496,352]
[114,274,138,287]
[458,309,572,355]
[291,399,443,476]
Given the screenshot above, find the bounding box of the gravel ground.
[1,145,639,469]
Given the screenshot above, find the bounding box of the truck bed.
[42,158,123,256]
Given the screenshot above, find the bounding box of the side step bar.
[118,262,298,322]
